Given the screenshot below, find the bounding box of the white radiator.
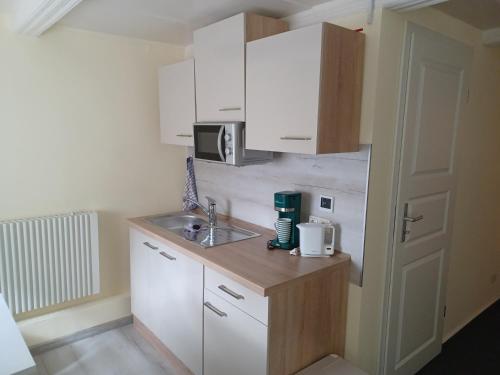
[0,211,100,314]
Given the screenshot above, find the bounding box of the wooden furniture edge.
[267,261,350,374]
[317,22,365,154]
[133,317,194,375]
[245,13,289,43]
[128,216,350,298]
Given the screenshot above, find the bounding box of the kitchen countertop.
[128,212,350,297]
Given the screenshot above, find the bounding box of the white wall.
[0,17,187,342]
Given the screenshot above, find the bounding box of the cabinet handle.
[280,136,312,141]
[143,242,158,250]
[219,107,241,112]
[159,251,176,261]
[176,134,193,137]
[218,284,244,300]
[204,302,227,317]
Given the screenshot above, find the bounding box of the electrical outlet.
[320,195,334,213]
[309,215,332,225]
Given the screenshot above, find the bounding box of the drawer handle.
[219,107,241,112]
[176,134,193,137]
[280,136,312,141]
[218,284,245,300]
[143,242,158,250]
[159,251,176,261]
[204,302,227,318]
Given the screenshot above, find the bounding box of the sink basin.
[147,212,260,248]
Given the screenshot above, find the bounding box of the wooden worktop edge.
[128,215,350,297]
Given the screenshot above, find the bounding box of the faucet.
[184,196,217,228]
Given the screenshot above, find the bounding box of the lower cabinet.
[130,228,349,375]
[129,229,203,375]
[203,289,268,375]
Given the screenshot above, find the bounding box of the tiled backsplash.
[191,145,371,285]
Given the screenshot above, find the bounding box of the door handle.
[218,284,244,300]
[403,215,423,223]
[402,203,424,242]
[204,302,227,317]
[159,251,176,261]
[219,107,241,111]
[280,136,312,141]
[143,242,158,250]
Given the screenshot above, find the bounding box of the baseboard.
[443,297,499,343]
[17,293,131,348]
[30,315,132,355]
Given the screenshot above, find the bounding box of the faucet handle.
[206,196,216,205]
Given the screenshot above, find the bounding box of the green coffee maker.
[267,191,301,250]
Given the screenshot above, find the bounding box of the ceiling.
[3,0,498,44]
[434,0,500,30]
[47,0,334,45]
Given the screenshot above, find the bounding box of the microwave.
[193,122,272,166]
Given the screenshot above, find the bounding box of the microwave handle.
[217,126,226,162]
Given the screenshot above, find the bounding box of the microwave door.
[194,125,226,162]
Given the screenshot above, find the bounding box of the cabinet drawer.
[204,290,268,375]
[205,267,268,325]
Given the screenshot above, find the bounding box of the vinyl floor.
[34,324,175,375]
[418,299,500,375]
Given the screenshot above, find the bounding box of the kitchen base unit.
[202,266,349,375]
[129,214,350,375]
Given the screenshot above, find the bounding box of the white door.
[151,244,203,375]
[159,59,196,146]
[204,290,268,375]
[194,13,245,121]
[384,24,471,375]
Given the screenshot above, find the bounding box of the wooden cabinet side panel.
[267,264,349,374]
[245,13,288,42]
[317,24,364,154]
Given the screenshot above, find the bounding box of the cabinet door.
[194,13,245,121]
[152,244,203,375]
[129,229,157,329]
[159,59,196,146]
[246,24,323,154]
[204,290,268,375]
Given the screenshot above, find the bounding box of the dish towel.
[183,156,199,211]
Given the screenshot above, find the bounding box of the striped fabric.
[183,156,199,211]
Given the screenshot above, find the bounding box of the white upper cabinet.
[246,23,365,154]
[159,59,196,146]
[194,14,245,121]
[194,13,288,122]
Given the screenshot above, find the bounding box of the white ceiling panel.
[56,0,335,45]
[433,0,500,30]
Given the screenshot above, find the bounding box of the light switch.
[320,195,334,213]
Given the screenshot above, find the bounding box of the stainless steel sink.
[147,212,260,248]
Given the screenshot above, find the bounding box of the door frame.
[378,22,472,374]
